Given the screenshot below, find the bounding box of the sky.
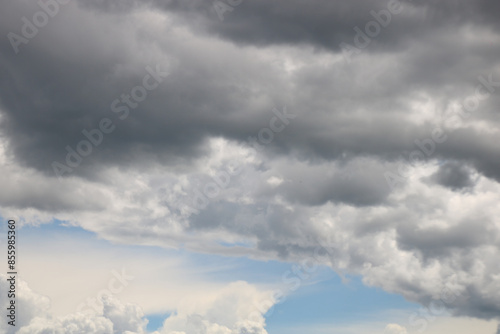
[0,0,500,333]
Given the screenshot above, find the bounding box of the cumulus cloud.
[0,274,148,334]
[1,0,500,327]
[159,281,274,334]
[384,324,408,334]
[1,274,272,334]
[0,274,51,333]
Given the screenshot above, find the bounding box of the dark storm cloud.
[148,0,500,52]
[2,0,500,181]
[266,159,392,206]
[0,0,499,208]
[396,218,495,259]
[2,0,500,324]
[0,0,289,178]
[429,161,475,190]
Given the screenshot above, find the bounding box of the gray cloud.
[1,0,500,325]
[429,161,476,190]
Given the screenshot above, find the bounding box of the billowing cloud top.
[0,274,273,334]
[1,0,500,325]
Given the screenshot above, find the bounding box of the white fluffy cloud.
[384,324,408,334]
[159,281,273,334]
[0,273,147,334]
[1,274,274,334]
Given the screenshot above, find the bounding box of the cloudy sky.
[1,0,500,333]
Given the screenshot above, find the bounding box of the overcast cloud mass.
[1,0,500,333]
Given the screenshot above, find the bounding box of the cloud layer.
[1,0,500,326]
